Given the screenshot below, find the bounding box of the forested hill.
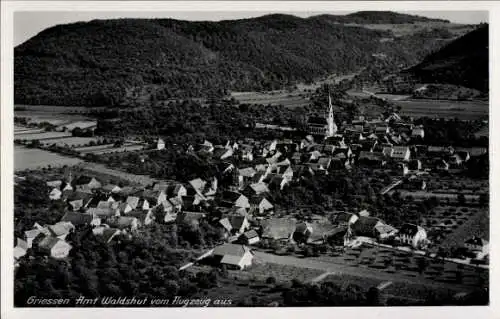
[404,24,489,92]
[313,11,449,24]
[15,12,462,106]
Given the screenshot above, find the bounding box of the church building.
[306,95,338,138]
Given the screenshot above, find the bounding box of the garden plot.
[420,205,488,247]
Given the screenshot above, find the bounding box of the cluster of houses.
[14,108,488,270]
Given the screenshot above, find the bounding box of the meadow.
[231,91,311,109]
[14,131,72,141]
[14,146,82,171]
[393,99,488,120]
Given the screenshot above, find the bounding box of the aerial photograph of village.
[11,9,489,307]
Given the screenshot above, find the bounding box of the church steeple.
[326,94,337,137]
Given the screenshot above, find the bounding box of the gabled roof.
[230,215,248,230]
[48,222,75,237]
[248,182,269,194]
[333,212,356,224]
[39,237,71,251]
[219,218,233,232]
[222,191,245,203]
[61,211,94,226]
[242,229,259,239]
[126,196,140,209]
[189,178,206,192]
[239,167,257,177]
[213,243,251,257]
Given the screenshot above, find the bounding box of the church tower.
[326,94,338,137]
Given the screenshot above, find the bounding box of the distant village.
[13,96,489,273]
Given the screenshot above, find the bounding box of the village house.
[38,237,72,259]
[106,216,139,232]
[238,229,260,245]
[228,215,251,235]
[46,180,63,188]
[411,127,425,139]
[49,188,62,200]
[47,222,75,240]
[220,191,250,209]
[74,176,102,190]
[142,189,167,207]
[14,238,28,266]
[464,236,489,259]
[292,222,313,244]
[391,146,411,161]
[213,146,234,160]
[244,182,270,197]
[157,138,165,150]
[249,196,274,216]
[352,216,397,240]
[331,212,359,227]
[127,209,155,226]
[358,151,386,167]
[61,211,101,227]
[211,243,254,270]
[398,223,428,249]
[101,184,122,194]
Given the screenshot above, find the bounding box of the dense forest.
[404,24,489,92]
[15,12,463,106]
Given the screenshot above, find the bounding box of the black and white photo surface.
[2,2,493,313]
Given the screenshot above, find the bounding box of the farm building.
[239,230,260,245]
[398,223,428,249]
[332,212,358,226]
[211,244,254,270]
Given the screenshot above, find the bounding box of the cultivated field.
[231,91,311,109]
[15,146,82,171]
[75,144,119,154]
[40,137,101,148]
[87,144,144,155]
[79,162,158,186]
[393,99,488,120]
[14,131,72,141]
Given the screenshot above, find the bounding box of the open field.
[392,190,480,202]
[231,91,311,108]
[87,144,144,155]
[14,131,72,141]
[40,137,101,148]
[75,144,119,153]
[15,146,82,171]
[393,99,488,120]
[79,162,157,186]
